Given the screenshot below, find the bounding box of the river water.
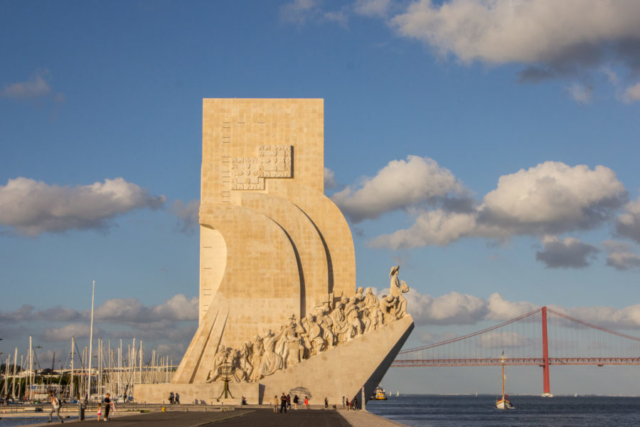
[367,395,640,426]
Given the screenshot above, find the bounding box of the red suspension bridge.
[391,307,640,395]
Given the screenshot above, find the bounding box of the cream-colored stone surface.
[135,382,260,405]
[260,315,414,406]
[197,99,355,345]
[153,99,415,403]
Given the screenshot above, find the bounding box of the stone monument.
[136,99,414,405]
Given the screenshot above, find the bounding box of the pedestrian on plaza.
[293,394,299,410]
[304,396,309,409]
[342,396,345,408]
[324,397,328,409]
[353,396,358,410]
[97,403,103,421]
[103,393,113,421]
[273,395,279,413]
[286,394,291,410]
[169,392,174,404]
[280,393,288,413]
[175,393,180,404]
[48,392,64,424]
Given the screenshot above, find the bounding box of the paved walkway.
[339,409,407,427]
[23,408,403,427]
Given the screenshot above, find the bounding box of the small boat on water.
[370,386,388,401]
[495,352,515,410]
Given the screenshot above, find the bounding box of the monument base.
[137,315,414,406]
[135,382,260,406]
[261,314,414,407]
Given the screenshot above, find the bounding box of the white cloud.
[477,331,531,348]
[43,323,100,342]
[566,83,593,105]
[94,294,198,325]
[395,288,640,331]
[485,293,538,321]
[171,199,200,233]
[332,155,467,223]
[0,177,166,236]
[603,240,640,271]
[354,0,392,17]
[622,82,640,103]
[370,209,478,248]
[616,196,640,243]
[280,0,318,26]
[480,162,626,234]
[323,9,349,28]
[2,72,52,99]
[324,167,338,190]
[535,236,599,269]
[369,160,627,249]
[391,0,640,82]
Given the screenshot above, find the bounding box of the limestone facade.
[150,99,415,404]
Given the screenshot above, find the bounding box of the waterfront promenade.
[10,407,405,427]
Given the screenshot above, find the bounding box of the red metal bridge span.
[391,307,640,395]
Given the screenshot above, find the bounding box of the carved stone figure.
[207,344,229,382]
[389,265,410,320]
[380,295,398,324]
[363,287,379,308]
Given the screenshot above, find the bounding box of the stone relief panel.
[230,145,292,190]
[206,266,410,384]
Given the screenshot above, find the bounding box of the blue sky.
[2,0,640,394]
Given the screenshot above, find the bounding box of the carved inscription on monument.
[231,144,292,190]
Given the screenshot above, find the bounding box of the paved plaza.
[24,408,403,427]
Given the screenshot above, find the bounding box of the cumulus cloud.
[370,161,627,249]
[603,240,640,271]
[0,177,166,236]
[535,236,599,269]
[94,294,198,326]
[1,70,65,104]
[43,323,102,342]
[332,156,467,223]
[566,83,593,105]
[477,331,531,348]
[324,167,338,190]
[393,288,640,331]
[354,0,392,17]
[370,209,478,248]
[280,0,318,25]
[616,196,640,243]
[391,0,640,82]
[622,82,640,103]
[171,199,200,233]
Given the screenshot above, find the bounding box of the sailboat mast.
[88,280,95,400]
[501,353,505,400]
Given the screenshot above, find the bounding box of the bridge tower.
[541,306,551,396]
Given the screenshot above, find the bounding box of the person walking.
[342,396,345,409]
[280,393,288,413]
[48,392,64,424]
[324,397,328,409]
[273,395,279,413]
[353,397,358,410]
[169,392,174,405]
[103,393,112,421]
[286,394,291,411]
[304,396,309,409]
[293,394,299,410]
[175,393,180,404]
[97,403,103,421]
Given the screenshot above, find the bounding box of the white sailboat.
[495,352,514,410]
